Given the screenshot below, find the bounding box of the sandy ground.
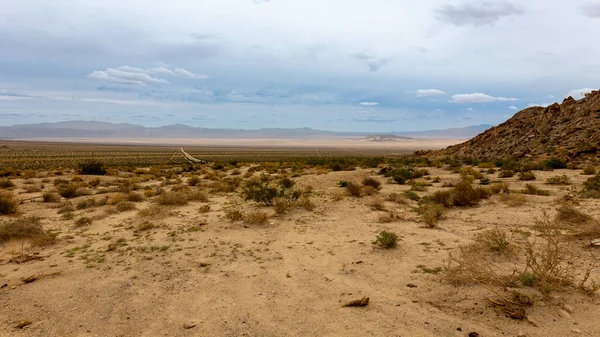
[1,167,599,336]
[15,137,464,150]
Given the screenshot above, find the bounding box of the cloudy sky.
[1,0,599,132]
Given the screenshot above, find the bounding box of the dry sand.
[1,167,600,336]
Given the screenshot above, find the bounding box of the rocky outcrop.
[438,90,600,161]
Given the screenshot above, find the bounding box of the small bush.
[0,191,18,214]
[297,196,315,211]
[225,209,244,221]
[337,180,350,188]
[346,183,362,197]
[543,157,567,170]
[583,174,600,192]
[518,171,536,181]
[116,201,136,212]
[198,205,211,213]
[245,211,269,225]
[242,179,279,205]
[42,192,61,203]
[499,170,515,178]
[0,217,54,246]
[188,176,201,186]
[362,185,377,196]
[0,179,15,189]
[582,166,596,175]
[403,190,420,201]
[479,178,490,185]
[126,192,145,202]
[156,191,189,206]
[373,230,398,249]
[57,183,82,199]
[410,181,428,192]
[74,217,93,227]
[367,196,386,211]
[362,177,381,190]
[499,194,527,207]
[387,192,408,204]
[418,203,445,228]
[555,204,593,225]
[57,202,75,214]
[546,174,570,185]
[279,177,295,189]
[475,229,511,253]
[76,198,97,210]
[78,160,107,175]
[273,197,292,214]
[521,184,550,196]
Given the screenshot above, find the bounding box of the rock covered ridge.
[440,90,600,161]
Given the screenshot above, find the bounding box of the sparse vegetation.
[582,166,596,175]
[0,179,15,189]
[373,230,398,249]
[555,203,593,225]
[74,216,93,227]
[417,203,445,228]
[78,159,107,175]
[362,177,381,190]
[0,191,18,214]
[0,217,55,246]
[346,182,362,197]
[245,211,269,225]
[518,171,536,181]
[42,192,61,203]
[546,174,570,185]
[521,184,550,196]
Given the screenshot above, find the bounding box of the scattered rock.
[517,331,527,337]
[558,309,571,318]
[562,304,575,313]
[468,332,480,337]
[571,328,581,334]
[406,283,418,288]
[526,316,538,327]
[15,321,32,329]
[183,323,196,329]
[342,296,369,307]
[590,239,600,247]
[21,275,38,284]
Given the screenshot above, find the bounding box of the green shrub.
[78,160,107,175]
[518,171,536,181]
[426,181,490,207]
[410,181,428,192]
[373,230,398,249]
[242,179,279,205]
[337,180,350,188]
[0,191,18,214]
[479,178,490,185]
[543,157,567,170]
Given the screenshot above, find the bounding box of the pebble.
[563,304,575,313]
[183,323,196,329]
[571,329,581,334]
[558,309,571,318]
[526,316,538,327]
[517,331,526,337]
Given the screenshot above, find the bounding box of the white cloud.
[451,93,518,103]
[566,88,595,99]
[174,68,209,79]
[87,68,169,85]
[413,89,446,97]
[467,108,474,111]
[528,103,552,108]
[580,3,600,18]
[358,102,379,106]
[436,2,523,27]
[509,106,518,110]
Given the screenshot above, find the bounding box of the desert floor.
[1,165,599,337]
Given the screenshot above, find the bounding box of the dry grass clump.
[76,198,98,210]
[24,185,42,193]
[0,217,55,246]
[498,170,515,178]
[555,203,593,225]
[367,196,386,211]
[74,216,93,228]
[297,196,316,211]
[245,211,269,225]
[155,189,207,206]
[188,176,201,186]
[0,179,15,189]
[42,192,61,203]
[546,174,571,185]
[115,201,136,212]
[0,191,18,214]
[428,180,491,208]
[126,192,145,202]
[346,182,362,197]
[387,192,408,204]
[198,205,211,213]
[518,171,536,181]
[135,220,159,232]
[362,177,381,191]
[417,203,446,228]
[138,204,170,218]
[499,193,527,207]
[489,182,510,194]
[225,208,244,221]
[582,166,596,175]
[373,230,398,249]
[378,210,402,223]
[521,184,550,196]
[273,197,293,214]
[475,229,513,254]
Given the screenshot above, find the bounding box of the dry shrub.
[225,208,244,221]
[582,166,596,175]
[367,196,386,211]
[139,205,170,218]
[42,192,61,203]
[0,179,15,189]
[273,197,292,214]
[24,185,42,193]
[188,176,201,186]
[74,216,93,228]
[245,211,269,225]
[198,205,211,213]
[297,196,315,211]
[126,192,145,202]
[362,185,377,196]
[475,229,513,254]
[362,177,381,190]
[378,210,402,223]
[76,198,97,210]
[187,189,208,202]
[443,245,511,287]
[0,217,55,246]
[546,174,571,185]
[499,193,527,207]
[0,191,18,214]
[555,203,593,225]
[428,181,490,207]
[156,191,190,206]
[387,192,408,204]
[346,183,362,197]
[518,171,536,181]
[136,220,158,232]
[499,170,515,178]
[521,184,550,196]
[57,202,75,214]
[489,182,510,194]
[116,201,136,212]
[418,203,445,228]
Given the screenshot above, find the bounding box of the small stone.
[183,323,196,329]
[571,328,581,334]
[468,332,480,337]
[591,239,600,247]
[563,304,575,313]
[15,321,32,329]
[558,309,571,318]
[406,283,417,288]
[517,331,526,337]
[526,316,538,327]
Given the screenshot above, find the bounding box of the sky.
[0,0,599,132]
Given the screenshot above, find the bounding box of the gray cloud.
[436,1,523,26]
[353,52,389,72]
[581,3,600,18]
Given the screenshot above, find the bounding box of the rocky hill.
[438,90,600,161]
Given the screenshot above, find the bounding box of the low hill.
[438,90,600,161]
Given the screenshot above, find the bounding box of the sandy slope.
[1,168,599,336]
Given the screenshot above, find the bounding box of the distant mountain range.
[0,121,493,139]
